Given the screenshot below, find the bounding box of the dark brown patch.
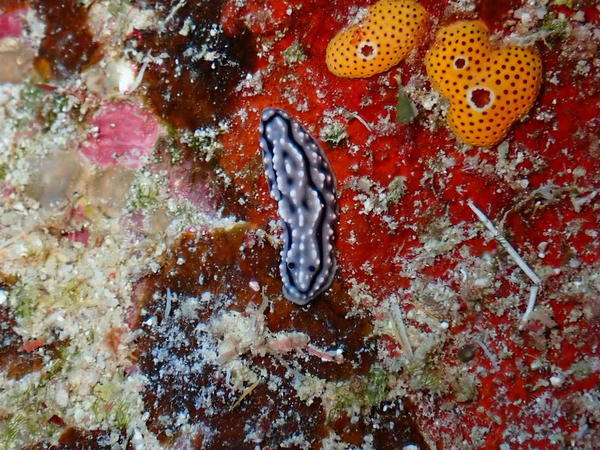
[331,398,429,449]
[0,1,28,13]
[32,0,101,80]
[458,343,477,362]
[57,427,127,449]
[0,306,44,380]
[132,0,256,129]
[132,228,427,447]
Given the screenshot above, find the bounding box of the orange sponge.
[425,20,542,147]
[326,0,428,78]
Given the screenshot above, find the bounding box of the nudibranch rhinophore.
[260,108,338,305]
[425,20,543,147]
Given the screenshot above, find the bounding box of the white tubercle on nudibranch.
[259,108,338,305]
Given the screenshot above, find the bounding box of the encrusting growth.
[326,0,428,78]
[425,20,542,147]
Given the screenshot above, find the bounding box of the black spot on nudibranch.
[260,108,338,305]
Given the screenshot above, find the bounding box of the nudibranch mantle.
[260,108,338,305]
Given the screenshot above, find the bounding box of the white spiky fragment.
[467,200,542,327]
[260,108,338,305]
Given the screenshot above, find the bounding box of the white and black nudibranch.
[260,108,338,305]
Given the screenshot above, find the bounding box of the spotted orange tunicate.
[425,20,543,147]
[325,0,428,78]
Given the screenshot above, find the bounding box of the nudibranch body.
[425,20,543,147]
[260,108,337,305]
[325,0,428,78]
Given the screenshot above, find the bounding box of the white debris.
[467,200,542,327]
[390,299,414,358]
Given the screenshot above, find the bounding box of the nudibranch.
[259,108,338,305]
[425,20,543,147]
[325,0,428,78]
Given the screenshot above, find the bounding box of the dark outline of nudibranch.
[260,108,338,305]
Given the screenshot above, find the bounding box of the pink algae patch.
[80,102,159,169]
[62,229,90,246]
[0,10,25,39]
[167,161,217,213]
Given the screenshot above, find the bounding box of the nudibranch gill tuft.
[260,108,338,305]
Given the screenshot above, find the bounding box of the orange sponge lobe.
[425,20,543,147]
[326,0,428,79]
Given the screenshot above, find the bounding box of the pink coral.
[80,102,159,169]
[0,10,25,39]
[166,161,217,213]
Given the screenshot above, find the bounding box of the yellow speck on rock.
[326,0,428,78]
[425,20,543,148]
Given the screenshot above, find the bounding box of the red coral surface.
[213,0,600,447]
[1,0,597,448]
